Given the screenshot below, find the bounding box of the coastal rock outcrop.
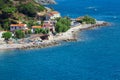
[34,0,56,5]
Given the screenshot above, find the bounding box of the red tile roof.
[47,11,60,17]
[32,26,42,29]
[50,11,59,15]
[10,24,26,27]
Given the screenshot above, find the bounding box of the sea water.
[0,0,120,80]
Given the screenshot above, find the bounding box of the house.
[37,21,41,25]
[31,26,42,33]
[70,18,81,27]
[36,12,46,20]
[42,20,56,32]
[76,17,84,21]
[10,24,28,32]
[43,23,55,32]
[45,11,61,20]
[32,26,42,29]
[70,19,76,26]
[44,20,57,25]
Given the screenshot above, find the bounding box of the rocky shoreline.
[0,21,109,50]
[35,0,56,5]
[19,41,59,50]
[18,21,109,50]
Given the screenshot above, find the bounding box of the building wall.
[10,26,27,31]
[46,13,61,20]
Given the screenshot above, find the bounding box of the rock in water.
[35,0,56,5]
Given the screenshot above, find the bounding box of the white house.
[43,22,55,32]
[46,11,61,20]
[10,24,28,32]
[44,20,57,25]
[0,31,5,41]
[70,18,81,27]
[71,19,76,26]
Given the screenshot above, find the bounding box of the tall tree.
[55,17,71,33]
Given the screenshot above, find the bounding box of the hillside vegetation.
[0,0,46,30]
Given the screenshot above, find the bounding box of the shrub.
[78,15,96,24]
[34,28,49,34]
[2,31,12,41]
[14,30,25,39]
[28,30,32,34]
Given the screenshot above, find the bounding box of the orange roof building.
[50,11,60,15]
[31,26,42,33]
[10,24,27,27]
[32,26,42,29]
[46,11,61,20]
[10,24,28,32]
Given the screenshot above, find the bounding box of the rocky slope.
[35,0,56,5]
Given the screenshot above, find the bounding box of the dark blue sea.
[0,0,120,80]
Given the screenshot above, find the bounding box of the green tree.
[18,3,36,17]
[78,15,96,24]
[2,31,12,41]
[42,29,49,34]
[34,28,49,34]
[3,22,10,30]
[40,20,44,26]
[0,0,12,10]
[27,20,34,29]
[55,22,63,33]
[27,20,39,29]
[58,17,71,26]
[45,29,50,34]
[0,24,3,30]
[18,2,45,17]
[55,17,71,33]
[37,5,45,11]
[39,28,44,33]
[28,30,32,34]
[14,30,25,39]
[2,7,16,14]
[34,28,40,34]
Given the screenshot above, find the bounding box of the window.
[15,27,17,29]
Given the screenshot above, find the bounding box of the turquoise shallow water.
[0,0,120,80]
